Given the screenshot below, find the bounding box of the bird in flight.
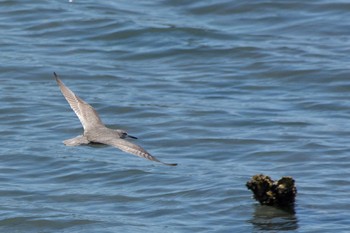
[54,72,177,166]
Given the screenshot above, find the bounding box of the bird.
[54,72,177,166]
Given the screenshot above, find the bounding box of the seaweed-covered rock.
[246,174,297,207]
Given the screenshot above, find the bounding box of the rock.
[246,174,297,208]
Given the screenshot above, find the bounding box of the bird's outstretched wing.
[97,137,177,166]
[54,72,105,131]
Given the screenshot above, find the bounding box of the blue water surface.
[1,0,350,232]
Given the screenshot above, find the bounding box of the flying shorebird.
[54,72,177,166]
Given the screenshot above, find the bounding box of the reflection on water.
[249,205,298,231]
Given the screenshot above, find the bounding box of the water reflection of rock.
[249,205,299,231]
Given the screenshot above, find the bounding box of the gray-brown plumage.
[54,72,177,166]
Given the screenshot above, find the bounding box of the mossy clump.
[246,174,297,207]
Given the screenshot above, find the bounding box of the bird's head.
[115,129,138,139]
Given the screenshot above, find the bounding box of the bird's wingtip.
[53,72,61,83]
[53,72,59,81]
[163,162,178,166]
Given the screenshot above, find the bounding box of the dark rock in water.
[246,174,297,207]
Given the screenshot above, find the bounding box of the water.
[1,0,350,232]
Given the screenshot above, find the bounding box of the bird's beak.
[127,134,138,139]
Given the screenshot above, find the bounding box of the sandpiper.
[54,72,177,166]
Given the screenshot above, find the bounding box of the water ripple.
[1,0,350,232]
